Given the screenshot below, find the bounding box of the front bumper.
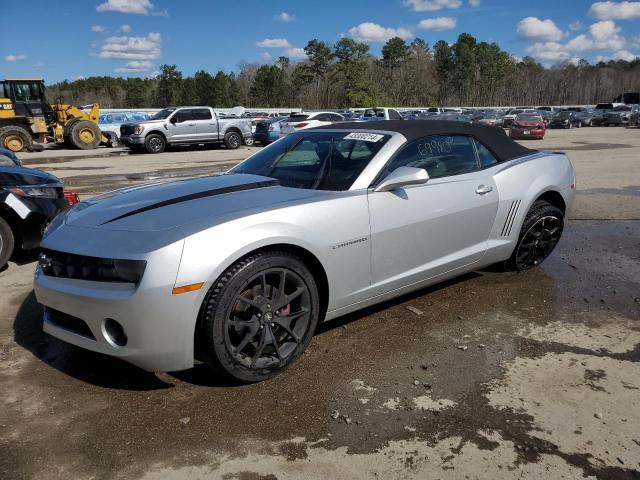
[34,241,203,372]
[120,134,146,146]
[510,128,545,139]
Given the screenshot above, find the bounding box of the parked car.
[0,163,79,268]
[119,106,253,153]
[99,112,150,146]
[253,117,285,145]
[279,112,345,136]
[475,113,502,127]
[34,120,575,382]
[602,105,635,126]
[549,111,582,129]
[574,110,598,127]
[536,110,553,127]
[360,107,404,121]
[509,114,546,140]
[0,147,21,166]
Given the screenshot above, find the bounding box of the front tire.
[0,217,15,269]
[144,134,166,154]
[0,126,33,153]
[69,120,101,149]
[507,200,564,271]
[198,251,320,382]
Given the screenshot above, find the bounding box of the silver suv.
[120,106,253,153]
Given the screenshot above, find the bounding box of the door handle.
[475,185,493,195]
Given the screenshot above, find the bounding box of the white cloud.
[284,47,307,60]
[526,20,627,61]
[260,52,272,61]
[590,1,640,20]
[119,24,131,33]
[596,49,639,61]
[255,38,291,48]
[115,60,153,72]
[569,21,582,31]
[274,12,295,22]
[96,0,154,15]
[91,25,106,32]
[403,0,462,11]
[4,54,26,62]
[469,0,481,5]
[417,17,457,30]
[98,32,161,60]
[517,17,564,42]
[349,22,413,43]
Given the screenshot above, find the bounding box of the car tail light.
[64,191,80,206]
[295,122,308,128]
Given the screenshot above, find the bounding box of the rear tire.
[0,126,33,153]
[506,200,564,271]
[0,217,15,269]
[198,251,320,382]
[69,120,101,149]
[144,134,166,154]
[224,131,242,149]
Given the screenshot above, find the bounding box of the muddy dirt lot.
[1,127,639,479]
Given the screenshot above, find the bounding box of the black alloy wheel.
[514,216,562,270]
[198,252,320,382]
[224,268,311,369]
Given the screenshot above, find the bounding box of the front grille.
[120,124,135,135]
[45,308,95,340]
[39,249,146,283]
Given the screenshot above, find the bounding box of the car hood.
[62,173,331,232]
[0,165,62,187]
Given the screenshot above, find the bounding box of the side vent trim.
[501,200,521,237]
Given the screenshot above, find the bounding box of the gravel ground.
[1,126,639,479]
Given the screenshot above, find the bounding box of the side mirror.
[169,116,178,124]
[374,166,429,192]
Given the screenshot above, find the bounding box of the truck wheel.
[69,120,101,149]
[0,126,33,153]
[144,134,166,154]
[224,131,242,149]
[0,217,15,269]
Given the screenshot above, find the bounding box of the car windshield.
[286,114,309,123]
[556,112,571,118]
[516,114,541,121]
[363,109,385,118]
[150,108,176,120]
[231,131,390,191]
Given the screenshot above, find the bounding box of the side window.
[329,114,343,121]
[112,114,125,123]
[389,109,402,120]
[473,139,498,168]
[173,109,193,123]
[192,108,212,120]
[314,114,329,122]
[384,135,479,179]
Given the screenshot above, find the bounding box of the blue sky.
[2,0,640,83]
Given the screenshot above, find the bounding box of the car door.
[193,108,218,140]
[367,135,500,295]
[168,109,197,142]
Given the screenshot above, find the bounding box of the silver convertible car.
[34,121,575,382]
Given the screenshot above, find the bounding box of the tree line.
[47,33,640,109]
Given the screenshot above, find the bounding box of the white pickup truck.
[119,106,253,153]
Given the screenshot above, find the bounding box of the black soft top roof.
[318,120,535,162]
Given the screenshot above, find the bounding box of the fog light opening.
[104,318,128,347]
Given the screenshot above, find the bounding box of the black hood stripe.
[101,179,279,225]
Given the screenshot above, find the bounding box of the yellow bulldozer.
[0,78,105,152]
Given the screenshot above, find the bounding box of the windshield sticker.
[344,132,385,142]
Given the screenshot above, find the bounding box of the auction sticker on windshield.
[344,132,385,142]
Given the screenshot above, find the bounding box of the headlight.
[9,186,58,199]
[133,125,144,134]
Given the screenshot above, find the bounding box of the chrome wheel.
[149,137,163,152]
[515,216,562,270]
[224,268,311,369]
